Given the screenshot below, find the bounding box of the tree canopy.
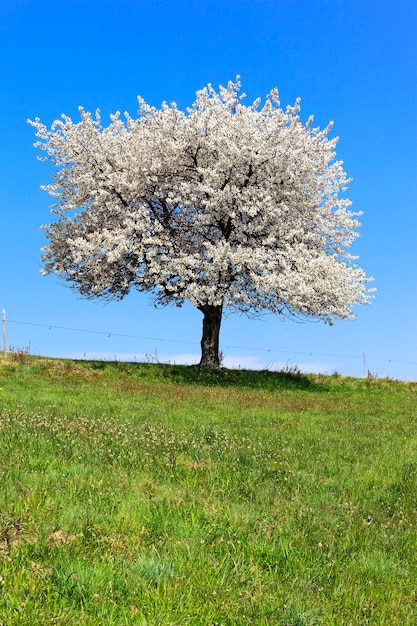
[29,78,373,367]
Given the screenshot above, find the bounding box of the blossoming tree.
[30,78,373,368]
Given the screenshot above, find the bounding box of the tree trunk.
[199,304,223,368]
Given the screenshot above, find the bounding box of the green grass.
[0,355,416,625]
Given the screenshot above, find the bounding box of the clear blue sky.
[1,0,416,379]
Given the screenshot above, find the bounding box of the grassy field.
[0,355,416,625]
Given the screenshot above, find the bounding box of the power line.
[6,317,417,367]
[7,318,197,345]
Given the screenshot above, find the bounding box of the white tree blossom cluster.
[29,78,373,367]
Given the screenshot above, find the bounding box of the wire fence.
[3,314,416,380]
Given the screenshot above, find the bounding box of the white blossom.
[29,78,374,366]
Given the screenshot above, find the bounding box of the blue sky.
[1,0,416,379]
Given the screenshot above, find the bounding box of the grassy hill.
[1,355,416,625]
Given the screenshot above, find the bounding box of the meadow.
[0,354,416,625]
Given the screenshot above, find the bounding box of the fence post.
[2,309,7,359]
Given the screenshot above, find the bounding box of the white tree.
[29,78,373,368]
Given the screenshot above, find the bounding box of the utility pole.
[2,309,7,359]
